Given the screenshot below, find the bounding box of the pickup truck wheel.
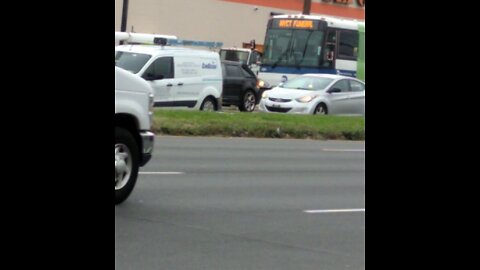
[115,127,140,205]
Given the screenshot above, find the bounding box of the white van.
[115,45,223,111]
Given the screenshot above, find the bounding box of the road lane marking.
[304,208,365,214]
[140,172,185,175]
[322,149,365,152]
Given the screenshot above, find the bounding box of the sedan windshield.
[281,76,334,91]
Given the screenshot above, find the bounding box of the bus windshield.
[263,29,324,68]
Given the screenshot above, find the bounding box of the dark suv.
[221,61,260,112]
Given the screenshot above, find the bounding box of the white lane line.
[140,172,185,175]
[304,209,365,214]
[322,149,365,152]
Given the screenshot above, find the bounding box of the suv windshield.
[115,51,152,74]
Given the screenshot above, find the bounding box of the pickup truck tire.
[115,127,140,205]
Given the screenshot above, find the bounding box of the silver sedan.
[258,74,365,115]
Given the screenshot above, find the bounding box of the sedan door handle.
[166,83,173,87]
[178,82,184,86]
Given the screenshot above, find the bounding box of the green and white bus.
[259,14,365,86]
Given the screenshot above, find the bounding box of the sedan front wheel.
[313,103,328,115]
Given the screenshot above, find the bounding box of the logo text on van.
[202,62,217,69]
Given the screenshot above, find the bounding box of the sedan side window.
[350,80,365,92]
[330,79,350,92]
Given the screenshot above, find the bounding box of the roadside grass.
[152,109,365,140]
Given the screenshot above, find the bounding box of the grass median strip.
[152,110,365,140]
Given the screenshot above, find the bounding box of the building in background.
[115,0,364,47]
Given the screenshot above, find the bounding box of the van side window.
[144,57,174,80]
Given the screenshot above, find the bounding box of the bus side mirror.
[327,51,334,61]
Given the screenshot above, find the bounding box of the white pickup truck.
[115,66,155,204]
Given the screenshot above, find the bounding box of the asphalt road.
[115,136,365,270]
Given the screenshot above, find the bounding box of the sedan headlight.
[295,95,318,103]
[262,91,269,99]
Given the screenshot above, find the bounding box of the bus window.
[323,29,337,69]
[298,31,324,66]
[338,30,359,60]
[327,30,337,43]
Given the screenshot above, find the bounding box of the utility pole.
[120,0,129,44]
[303,0,312,15]
[121,0,129,32]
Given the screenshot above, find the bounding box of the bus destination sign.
[272,19,321,30]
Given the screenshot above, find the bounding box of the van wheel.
[115,127,139,205]
[239,90,256,112]
[200,97,217,112]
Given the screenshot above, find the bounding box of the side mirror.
[327,51,334,61]
[143,73,164,81]
[327,88,341,94]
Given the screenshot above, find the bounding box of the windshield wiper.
[272,49,290,69]
[272,33,294,69]
[295,31,314,69]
